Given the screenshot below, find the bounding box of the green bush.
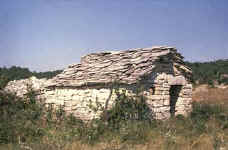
[0,75,9,89]
[0,91,44,144]
[103,88,152,129]
[190,101,228,134]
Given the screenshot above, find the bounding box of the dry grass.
[193,85,228,103]
[1,132,228,150]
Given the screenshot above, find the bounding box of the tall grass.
[0,88,228,150]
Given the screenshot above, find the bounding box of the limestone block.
[159,106,170,112]
[49,99,63,105]
[152,100,164,107]
[162,83,170,88]
[163,99,170,105]
[97,92,110,100]
[151,107,163,113]
[64,106,73,111]
[64,101,72,107]
[46,91,55,95]
[180,90,192,95]
[148,95,163,100]
[175,105,185,111]
[175,110,188,116]
[179,94,192,98]
[176,99,187,106]
[155,112,170,120]
[162,91,170,95]
[176,97,192,103]
[154,87,170,91]
[168,76,187,85]
[71,100,81,107]
[182,85,192,90]
[45,98,56,104]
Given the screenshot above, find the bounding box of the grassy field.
[0,87,228,150]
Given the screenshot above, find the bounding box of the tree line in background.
[0,59,228,89]
[0,66,62,89]
[186,59,228,86]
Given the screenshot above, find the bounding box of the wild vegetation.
[0,60,228,150]
[0,86,228,150]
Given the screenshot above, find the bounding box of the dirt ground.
[193,84,228,103]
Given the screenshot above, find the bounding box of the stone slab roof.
[47,46,192,88]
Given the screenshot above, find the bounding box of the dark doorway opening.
[169,85,182,117]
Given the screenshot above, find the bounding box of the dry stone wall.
[44,88,116,120]
[4,76,48,98]
[4,73,192,121]
[142,73,192,119]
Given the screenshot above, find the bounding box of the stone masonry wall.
[44,88,116,121]
[4,76,49,98]
[42,73,192,121]
[4,73,192,121]
[142,73,192,119]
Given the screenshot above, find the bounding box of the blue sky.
[0,0,227,71]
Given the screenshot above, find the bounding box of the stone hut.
[43,46,192,120]
[5,46,192,121]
